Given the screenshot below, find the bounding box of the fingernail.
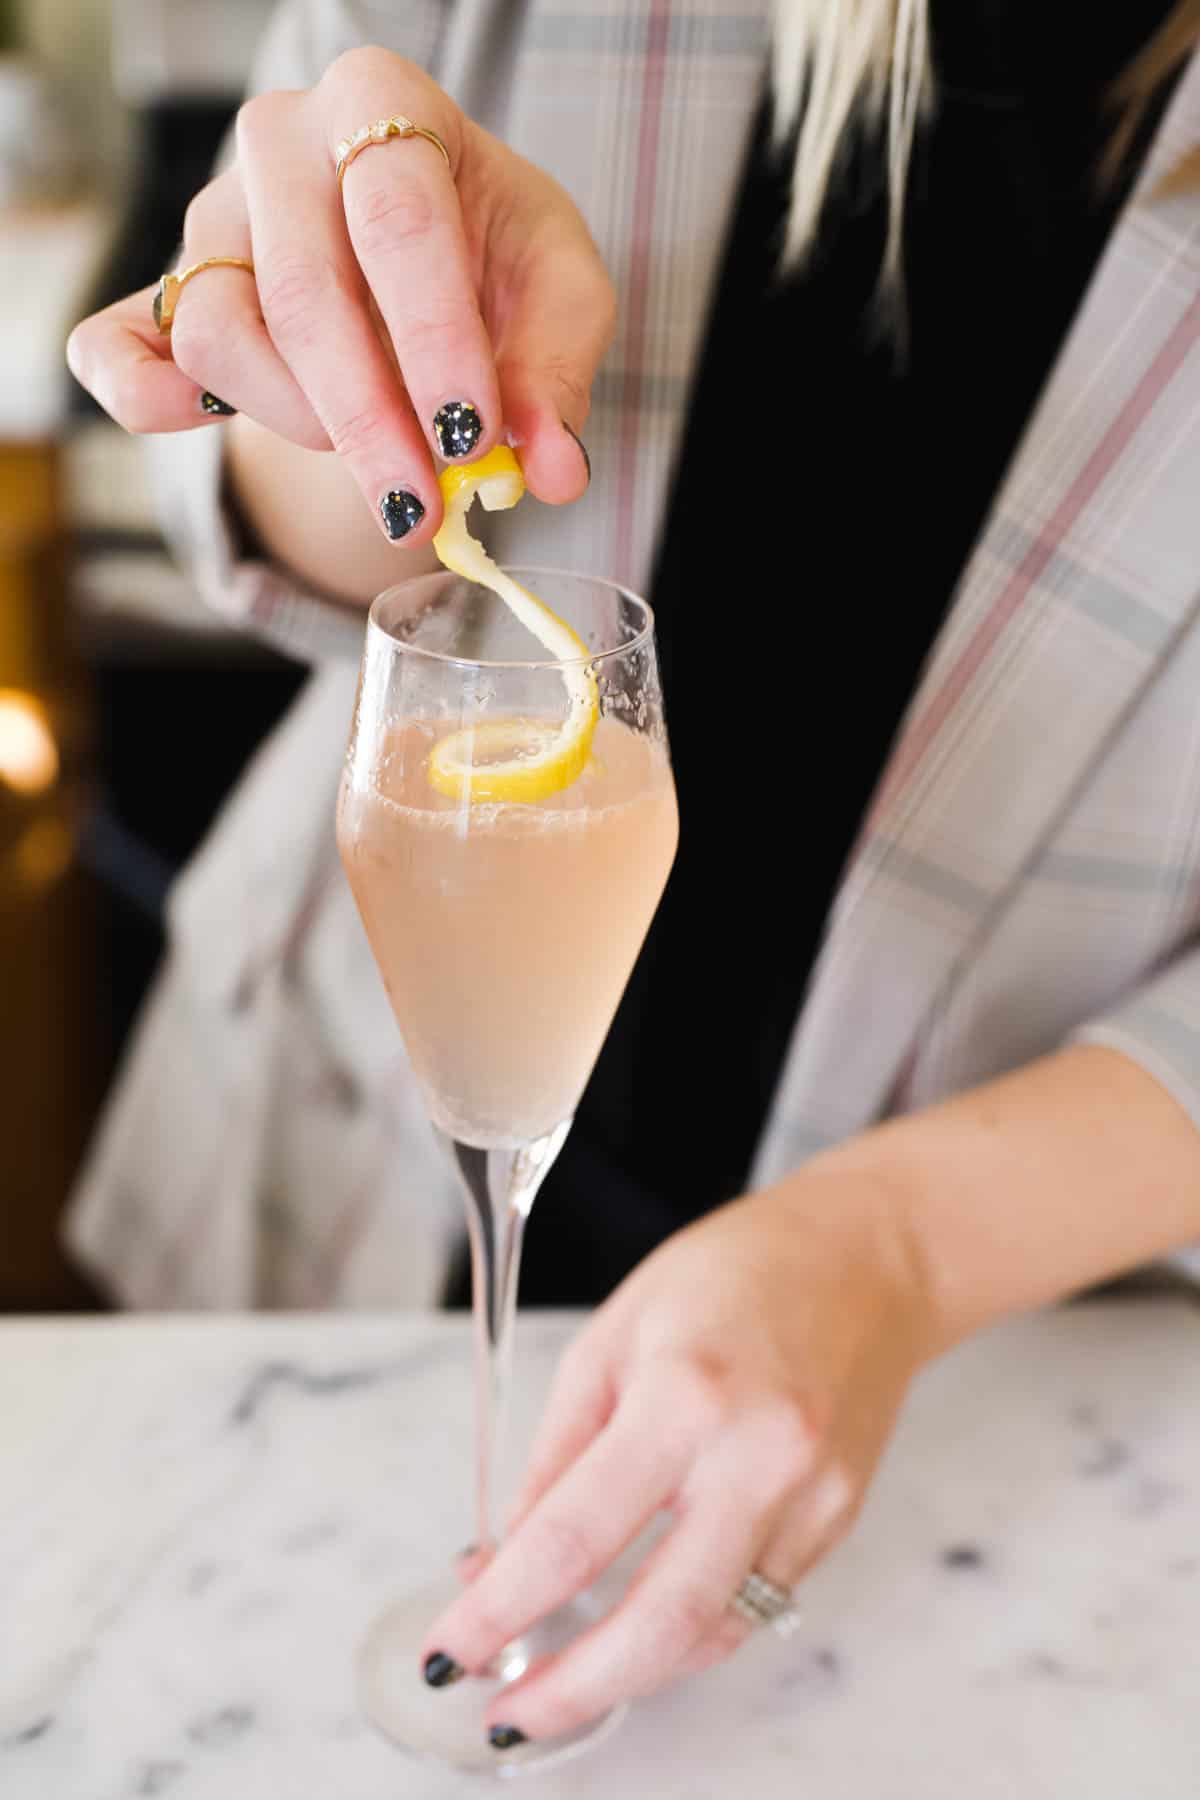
[489,1724,528,1750]
[200,392,236,417]
[423,1651,466,1689]
[380,488,426,540]
[433,400,483,459]
[562,420,590,483]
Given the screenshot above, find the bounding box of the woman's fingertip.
[423,1650,466,1689]
[380,487,427,541]
[561,420,590,484]
[433,399,484,460]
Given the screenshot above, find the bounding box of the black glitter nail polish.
[562,420,590,483]
[433,400,483,459]
[488,1725,528,1751]
[423,1651,466,1689]
[200,392,236,416]
[381,489,426,540]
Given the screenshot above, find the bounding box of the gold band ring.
[153,258,256,334]
[334,115,452,190]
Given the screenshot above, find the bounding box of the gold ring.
[153,257,256,334]
[334,116,452,191]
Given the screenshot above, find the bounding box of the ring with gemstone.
[152,257,256,334]
[334,116,452,191]
[730,1571,803,1637]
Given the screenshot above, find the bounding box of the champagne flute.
[337,567,677,1774]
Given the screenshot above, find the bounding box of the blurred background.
[0,0,301,1311]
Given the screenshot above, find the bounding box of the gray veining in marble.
[2,1302,1199,1797]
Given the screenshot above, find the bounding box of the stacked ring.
[730,1571,803,1638]
[334,115,452,189]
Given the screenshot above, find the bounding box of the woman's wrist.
[759,1154,948,1368]
[796,1044,1200,1361]
[793,1131,980,1365]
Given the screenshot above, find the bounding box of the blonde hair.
[772,0,1200,283]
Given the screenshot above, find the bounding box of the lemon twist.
[429,447,599,803]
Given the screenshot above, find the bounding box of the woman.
[68,0,1200,1753]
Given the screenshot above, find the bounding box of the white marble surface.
[2,1301,1198,1797]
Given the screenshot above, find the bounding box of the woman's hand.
[422,1167,934,1747]
[430,1041,1200,1751]
[67,47,611,548]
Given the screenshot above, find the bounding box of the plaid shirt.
[69,2,1200,1306]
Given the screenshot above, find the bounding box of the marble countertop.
[2,1301,1198,1798]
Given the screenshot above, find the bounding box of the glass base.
[357,1572,626,1777]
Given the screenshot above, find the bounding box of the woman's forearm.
[225,413,438,606]
[810,1044,1200,1356]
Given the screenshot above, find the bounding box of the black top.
[494,0,1176,1309]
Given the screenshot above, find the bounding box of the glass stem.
[440,1122,571,1551]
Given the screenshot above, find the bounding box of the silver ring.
[730,1571,803,1637]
